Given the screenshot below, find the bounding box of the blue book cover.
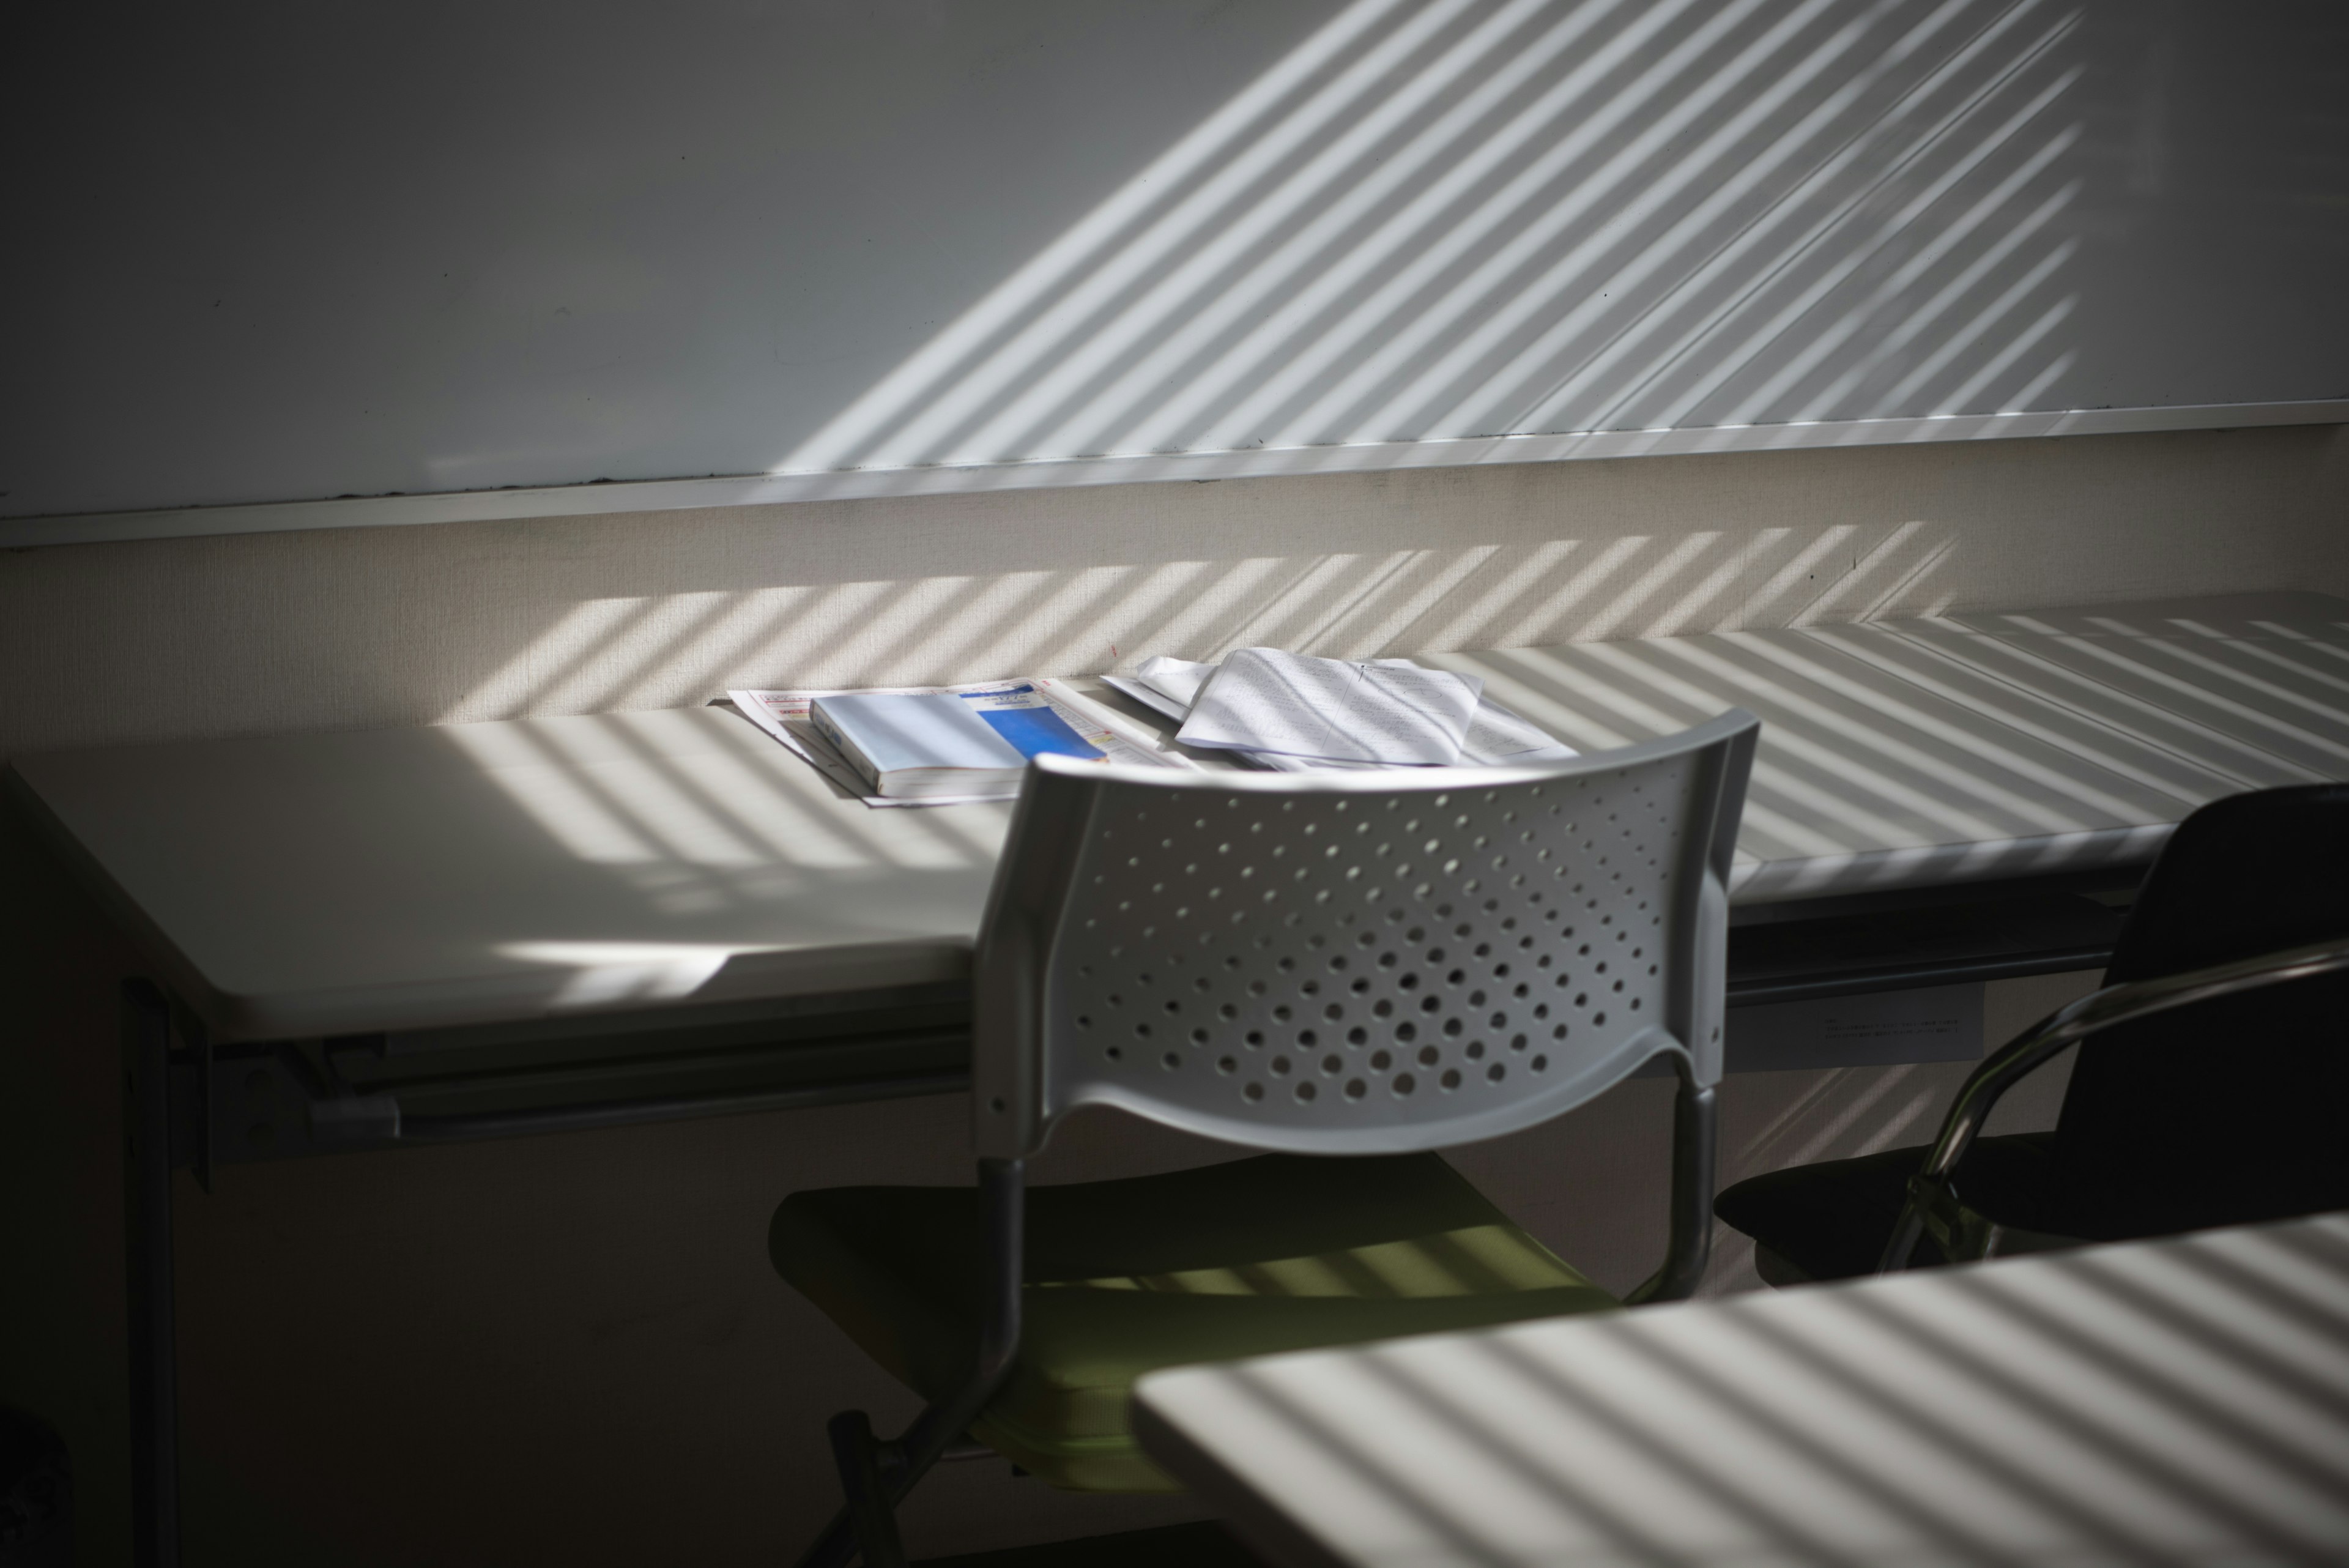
[974,702,1104,760]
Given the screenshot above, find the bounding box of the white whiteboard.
[3,0,2345,541]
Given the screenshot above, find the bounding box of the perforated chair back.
[972,710,1758,1159]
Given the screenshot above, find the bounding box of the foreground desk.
[7,590,2347,1564]
[1135,1211,2349,1567]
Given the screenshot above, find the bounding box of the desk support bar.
[394,1070,970,1145]
[122,979,180,1568]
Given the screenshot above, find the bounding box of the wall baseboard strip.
[7,399,2345,550]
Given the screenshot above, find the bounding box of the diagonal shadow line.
[1836,209,2077,416]
[485,595,677,718]
[1723,116,2080,423]
[1088,0,1746,462]
[1327,0,1888,447]
[599,710,981,872]
[1411,539,1588,652]
[1492,0,2069,440]
[1477,1329,1975,1566]
[1841,1277,2344,1555]
[1439,537,1660,655]
[1919,292,2073,415]
[1208,1363,1522,1568]
[1630,84,2082,435]
[1309,548,1524,660]
[2258,1220,2349,1276]
[795,0,1432,471]
[1209,0,1815,456]
[1704,183,2073,431]
[1240,552,1451,660]
[1984,343,2074,415]
[1843,535,1965,625]
[543,593,746,716]
[1796,625,2216,806]
[1727,1299,2208,1562]
[1630,633,2091,833]
[2131,638,2349,730]
[1787,176,2077,421]
[2032,635,2349,765]
[2143,1233,2349,1385]
[1351,1346,1727,1566]
[1279,550,1453,656]
[1883,626,2315,787]
[1044,560,1234,671]
[872,0,1499,471]
[1717,628,2150,820]
[2042,1249,2349,1426]
[1003,0,1603,467]
[1123,560,1314,670]
[1099,0,1698,463]
[1509,0,2073,435]
[607,593,804,712]
[1576,642,2008,845]
[1584,533,1758,644]
[477,721,745,901]
[2211,637,2349,701]
[906,568,1095,683]
[1421,0,2019,440]
[1642,132,2076,434]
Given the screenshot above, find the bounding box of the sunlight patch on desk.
[498,940,747,1008]
[1144,1218,2349,1562]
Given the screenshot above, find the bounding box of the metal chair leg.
[122,980,181,1568]
[826,1411,905,1568]
[795,1163,1026,1568]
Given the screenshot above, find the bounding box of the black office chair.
[1716,784,2349,1284]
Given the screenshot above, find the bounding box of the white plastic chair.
[778,707,1759,1567]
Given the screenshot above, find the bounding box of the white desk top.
[10,592,2345,1041]
[1135,1211,2349,1568]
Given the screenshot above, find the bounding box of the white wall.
[1,424,2342,1565]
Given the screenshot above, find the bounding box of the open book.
[1104,652,1575,770]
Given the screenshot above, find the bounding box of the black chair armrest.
[1879,935,2349,1272]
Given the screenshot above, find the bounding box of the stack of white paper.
[1108,651,1576,770]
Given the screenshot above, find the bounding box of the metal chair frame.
[1879,934,2349,1273]
[796,709,1761,1568]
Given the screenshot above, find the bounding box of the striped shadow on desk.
[1137,1213,2349,1567]
[1433,592,2349,904]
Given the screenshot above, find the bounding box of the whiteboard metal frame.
[6,398,2342,550]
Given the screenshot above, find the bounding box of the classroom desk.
[7,590,2347,1564]
[1134,1209,2349,1567]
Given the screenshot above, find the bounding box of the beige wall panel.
[2,424,2342,764]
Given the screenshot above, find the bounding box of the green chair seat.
[771,1151,1617,1491]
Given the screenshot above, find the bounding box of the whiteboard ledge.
[8,399,2345,549]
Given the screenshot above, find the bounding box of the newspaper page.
[725,677,1188,807]
[1113,655,1574,770]
[1176,650,1484,765]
